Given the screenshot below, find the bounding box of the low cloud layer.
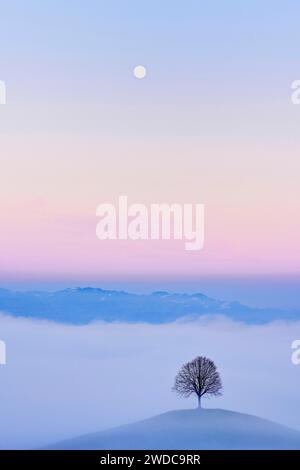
[0,314,299,449]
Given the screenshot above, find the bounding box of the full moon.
[133,65,147,79]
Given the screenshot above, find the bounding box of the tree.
[172,356,222,408]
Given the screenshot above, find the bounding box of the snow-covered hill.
[46,408,300,450]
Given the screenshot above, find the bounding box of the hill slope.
[46,409,300,450]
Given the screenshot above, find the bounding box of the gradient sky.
[0,1,300,286]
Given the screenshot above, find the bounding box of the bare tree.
[172,356,222,408]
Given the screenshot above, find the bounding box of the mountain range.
[0,287,299,324]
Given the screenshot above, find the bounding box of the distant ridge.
[0,287,299,324]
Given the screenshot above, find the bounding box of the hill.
[45,408,300,450]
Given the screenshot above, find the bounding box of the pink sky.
[0,130,299,281]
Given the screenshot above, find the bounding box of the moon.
[133,65,147,79]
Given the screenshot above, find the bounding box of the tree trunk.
[198,395,201,408]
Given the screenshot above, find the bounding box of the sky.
[0,313,299,449]
[0,1,300,288]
